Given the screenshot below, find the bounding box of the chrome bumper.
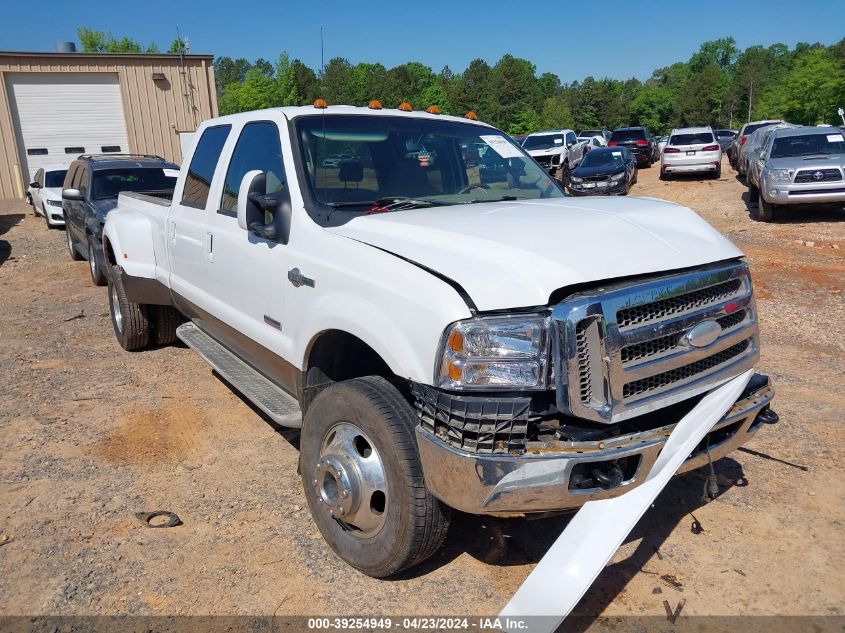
[417,375,773,515]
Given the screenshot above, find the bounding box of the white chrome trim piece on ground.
[498,369,753,632]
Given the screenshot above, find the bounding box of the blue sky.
[2,0,842,82]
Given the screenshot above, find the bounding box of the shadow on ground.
[0,213,24,266]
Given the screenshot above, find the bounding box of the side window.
[566,132,576,146]
[219,122,286,214]
[181,125,231,209]
[77,166,89,197]
[35,169,44,186]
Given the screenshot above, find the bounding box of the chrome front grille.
[553,261,759,423]
[794,168,842,183]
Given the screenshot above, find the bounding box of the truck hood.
[767,155,845,171]
[328,197,743,311]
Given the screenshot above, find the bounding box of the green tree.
[539,94,572,130]
[321,57,355,104]
[77,27,159,53]
[214,57,253,93]
[168,38,187,55]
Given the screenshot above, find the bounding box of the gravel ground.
[0,160,843,625]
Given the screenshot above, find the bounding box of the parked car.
[744,124,795,194]
[714,129,737,152]
[737,122,787,177]
[747,125,845,221]
[655,135,669,154]
[62,154,178,286]
[523,129,587,183]
[578,129,612,143]
[660,127,722,179]
[608,127,659,166]
[28,167,68,227]
[577,135,607,153]
[102,104,775,579]
[728,120,782,168]
[569,146,637,195]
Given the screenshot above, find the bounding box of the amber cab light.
[426,105,441,114]
[465,111,478,120]
[313,98,328,109]
[398,102,413,112]
[368,100,382,109]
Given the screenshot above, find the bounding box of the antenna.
[320,26,325,76]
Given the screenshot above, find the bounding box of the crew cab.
[103,105,776,578]
[61,154,178,286]
[522,129,586,183]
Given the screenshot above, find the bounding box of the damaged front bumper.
[416,374,774,515]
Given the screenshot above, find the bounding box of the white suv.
[661,126,722,179]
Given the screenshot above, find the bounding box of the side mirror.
[237,170,265,231]
[62,188,83,201]
[30,181,41,189]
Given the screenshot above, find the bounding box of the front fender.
[102,209,158,280]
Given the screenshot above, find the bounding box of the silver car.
[729,119,782,170]
[660,126,722,179]
[745,124,796,191]
[749,126,845,221]
[737,122,785,177]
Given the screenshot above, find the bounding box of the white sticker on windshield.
[612,151,622,156]
[479,135,523,158]
[553,138,563,144]
[826,134,844,143]
[163,169,180,178]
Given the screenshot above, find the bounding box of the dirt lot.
[0,162,843,624]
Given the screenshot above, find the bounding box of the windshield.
[523,135,565,150]
[744,122,777,137]
[770,133,845,159]
[295,115,563,217]
[579,130,604,138]
[609,129,646,143]
[581,150,626,168]
[92,168,177,200]
[715,130,735,138]
[669,132,714,146]
[45,170,67,187]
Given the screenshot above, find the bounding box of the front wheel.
[557,162,571,187]
[300,376,450,578]
[752,192,776,222]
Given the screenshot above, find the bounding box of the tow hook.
[591,463,624,489]
[756,406,779,425]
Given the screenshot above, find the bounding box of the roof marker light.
[368,100,383,109]
[398,102,413,112]
[426,105,441,114]
[465,111,478,120]
[313,98,328,109]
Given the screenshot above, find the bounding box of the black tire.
[66,224,84,261]
[713,165,722,179]
[644,156,653,168]
[754,192,775,222]
[42,204,52,228]
[631,167,638,185]
[153,305,182,346]
[87,236,107,286]
[300,376,451,578]
[660,168,669,181]
[558,162,571,187]
[748,180,759,199]
[107,264,151,351]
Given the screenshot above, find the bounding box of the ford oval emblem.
[686,320,722,348]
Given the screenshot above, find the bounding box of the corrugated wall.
[0,52,217,199]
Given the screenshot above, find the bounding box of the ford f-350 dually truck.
[101,104,776,578]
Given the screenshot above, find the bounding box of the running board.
[176,322,302,428]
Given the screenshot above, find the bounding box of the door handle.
[169,220,176,245]
[206,232,213,263]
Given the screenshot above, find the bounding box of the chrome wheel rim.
[89,244,97,277]
[313,422,388,537]
[111,284,123,332]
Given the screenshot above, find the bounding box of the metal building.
[0,50,218,199]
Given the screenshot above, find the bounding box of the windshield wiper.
[370,197,449,212]
[326,200,376,208]
[467,195,519,203]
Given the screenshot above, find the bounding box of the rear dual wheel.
[107,264,182,350]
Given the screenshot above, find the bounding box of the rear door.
[168,125,231,313]
[67,164,89,243]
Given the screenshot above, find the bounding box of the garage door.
[6,73,130,182]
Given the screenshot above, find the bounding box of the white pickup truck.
[103,104,776,578]
[522,129,587,184]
